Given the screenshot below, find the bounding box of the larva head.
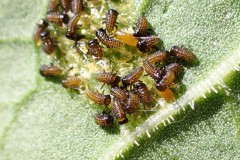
[40,30,50,39]
[104,95,111,106]
[60,13,70,24]
[108,9,119,16]
[38,19,48,28]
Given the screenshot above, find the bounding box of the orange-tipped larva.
[88,39,104,59]
[115,31,138,47]
[147,50,167,64]
[34,19,49,45]
[156,69,175,91]
[143,59,160,80]
[95,111,114,127]
[126,92,139,114]
[96,71,120,87]
[122,66,144,87]
[40,30,55,55]
[66,14,84,42]
[71,0,84,14]
[60,0,71,13]
[96,28,123,48]
[48,0,59,12]
[134,81,152,105]
[62,76,82,89]
[40,64,63,77]
[112,98,128,124]
[85,90,111,106]
[137,36,159,53]
[104,9,119,33]
[170,46,197,61]
[46,12,69,25]
[110,87,128,101]
[155,87,175,102]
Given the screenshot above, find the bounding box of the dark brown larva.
[126,92,139,114]
[60,0,71,13]
[94,111,114,127]
[88,39,104,59]
[112,98,128,124]
[96,28,123,48]
[71,0,84,14]
[110,87,128,101]
[33,19,49,44]
[134,81,152,104]
[156,69,175,91]
[170,46,197,61]
[137,36,159,53]
[85,90,111,106]
[46,12,69,25]
[165,63,183,75]
[66,14,80,34]
[40,64,62,77]
[96,70,120,87]
[66,14,84,41]
[104,9,119,33]
[147,50,167,64]
[122,66,144,87]
[62,76,82,89]
[48,0,59,12]
[133,16,148,37]
[40,30,55,55]
[143,59,160,80]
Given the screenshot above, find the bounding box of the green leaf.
[1,0,240,160]
[123,73,240,159]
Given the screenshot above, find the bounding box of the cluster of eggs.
[34,0,197,128]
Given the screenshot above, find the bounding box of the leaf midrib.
[99,47,240,160]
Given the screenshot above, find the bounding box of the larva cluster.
[34,0,198,128]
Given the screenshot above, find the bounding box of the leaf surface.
[0,0,240,160]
